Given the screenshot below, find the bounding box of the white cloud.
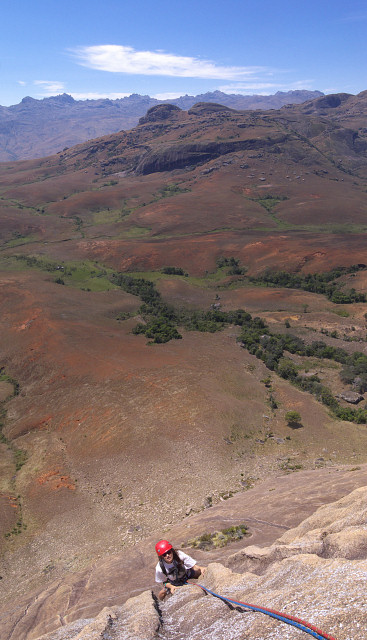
[71,45,268,80]
[34,80,65,95]
[17,80,26,86]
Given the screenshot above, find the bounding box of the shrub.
[278,358,297,380]
[161,266,187,276]
[187,525,249,550]
[285,411,302,427]
[216,256,246,275]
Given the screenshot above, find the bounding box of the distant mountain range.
[0,90,323,161]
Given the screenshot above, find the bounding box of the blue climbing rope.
[193,584,338,640]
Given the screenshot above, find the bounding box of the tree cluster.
[110,273,179,343]
[110,273,251,343]
[216,256,246,275]
[249,265,366,304]
[161,266,188,276]
[238,324,367,423]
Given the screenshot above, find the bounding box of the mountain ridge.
[0,89,323,161]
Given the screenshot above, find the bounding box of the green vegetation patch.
[279,458,303,472]
[110,271,252,343]
[0,370,28,540]
[216,256,246,275]
[155,183,191,200]
[161,266,188,276]
[128,257,247,289]
[120,226,151,238]
[249,265,367,304]
[167,260,367,300]
[14,448,28,471]
[186,525,249,550]
[14,256,118,292]
[238,322,367,423]
[92,209,122,225]
[185,266,232,286]
[4,496,27,539]
[0,372,20,396]
[65,263,115,291]
[285,410,302,427]
[251,194,288,212]
[6,233,36,248]
[110,273,182,343]
[101,179,118,187]
[332,308,350,317]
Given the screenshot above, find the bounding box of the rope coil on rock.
[193,584,338,640]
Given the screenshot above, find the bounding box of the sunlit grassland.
[4,255,118,292]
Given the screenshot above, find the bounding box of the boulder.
[336,391,363,404]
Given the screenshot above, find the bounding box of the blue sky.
[1,0,367,106]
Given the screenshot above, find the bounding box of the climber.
[155,539,206,601]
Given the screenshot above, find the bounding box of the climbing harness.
[159,557,188,586]
[192,584,338,640]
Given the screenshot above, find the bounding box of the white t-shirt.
[155,549,196,583]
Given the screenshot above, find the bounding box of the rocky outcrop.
[187,102,235,115]
[336,391,363,404]
[135,134,288,175]
[138,103,183,124]
[34,591,160,640]
[32,486,367,640]
[301,92,352,113]
[227,485,367,573]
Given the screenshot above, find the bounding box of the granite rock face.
[134,134,288,175]
[33,592,161,640]
[228,485,367,572]
[33,487,367,640]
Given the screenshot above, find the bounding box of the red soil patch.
[36,470,75,491]
[1,494,18,508]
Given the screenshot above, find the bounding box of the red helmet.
[155,540,173,556]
